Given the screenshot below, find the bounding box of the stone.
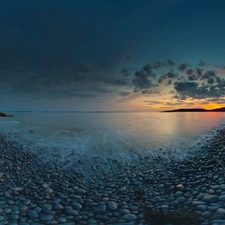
[71,202,82,210]
[171,201,179,206]
[65,209,79,216]
[196,205,208,211]
[118,187,127,193]
[76,189,86,194]
[123,214,137,221]
[119,209,130,214]
[176,197,186,203]
[42,203,52,210]
[40,214,54,221]
[28,210,39,218]
[161,205,169,210]
[192,201,207,206]
[202,195,218,203]
[53,203,64,210]
[108,201,118,211]
[85,202,98,207]
[13,187,23,192]
[201,211,211,219]
[219,195,225,201]
[95,204,106,213]
[217,208,225,214]
[45,188,53,194]
[176,184,184,191]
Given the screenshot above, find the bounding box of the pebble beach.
[1,126,225,225]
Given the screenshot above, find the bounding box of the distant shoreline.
[161,107,225,113]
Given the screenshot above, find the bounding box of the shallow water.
[0,112,225,161]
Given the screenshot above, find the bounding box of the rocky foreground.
[1,128,225,224]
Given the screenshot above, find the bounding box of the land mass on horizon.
[161,107,225,112]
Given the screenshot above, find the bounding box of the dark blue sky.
[1,0,225,111]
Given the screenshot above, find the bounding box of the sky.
[1,0,225,111]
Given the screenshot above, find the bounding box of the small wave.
[0,120,19,124]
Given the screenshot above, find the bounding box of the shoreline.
[0,127,225,224]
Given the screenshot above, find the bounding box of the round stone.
[123,214,137,221]
[42,203,53,210]
[108,201,118,211]
[45,188,54,194]
[219,195,225,201]
[95,204,106,213]
[76,189,86,194]
[201,211,211,219]
[65,209,79,216]
[40,214,54,221]
[196,205,208,211]
[176,184,184,191]
[53,203,64,210]
[118,187,127,193]
[203,195,218,203]
[217,208,225,214]
[28,210,39,218]
[13,187,23,192]
[176,197,186,203]
[72,202,82,210]
[161,205,169,210]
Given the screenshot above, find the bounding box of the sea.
[0,111,225,164]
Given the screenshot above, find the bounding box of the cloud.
[173,79,225,100]
[198,61,207,67]
[120,92,131,96]
[167,59,175,66]
[120,67,132,76]
[158,71,178,83]
[144,100,162,103]
[132,64,158,90]
[177,63,189,72]
[174,81,198,92]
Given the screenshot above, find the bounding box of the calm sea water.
[0,112,225,160]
